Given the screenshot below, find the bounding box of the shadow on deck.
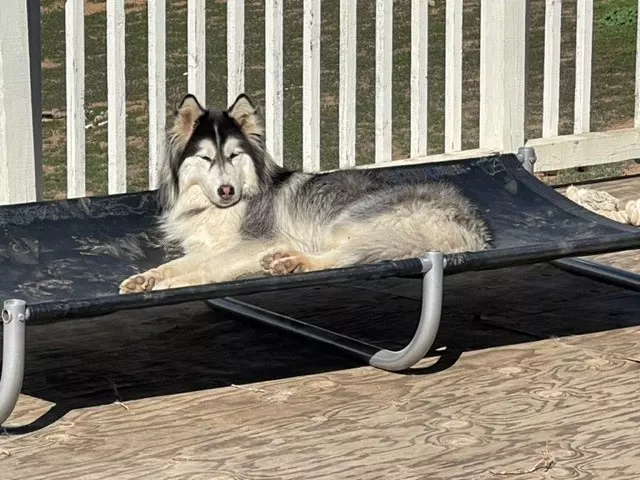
[9,259,639,433]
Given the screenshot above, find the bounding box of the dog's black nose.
[217,185,235,200]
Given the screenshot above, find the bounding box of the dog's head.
[160,93,269,209]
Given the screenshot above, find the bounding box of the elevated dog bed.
[1,152,640,425]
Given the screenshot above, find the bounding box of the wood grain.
[302,0,321,172]
[187,0,206,103]
[106,0,127,194]
[0,0,39,204]
[0,258,639,479]
[574,0,593,134]
[410,0,428,158]
[444,0,462,153]
[3,332,640,479]
[264,0,284,166]
[64,0,86,198]
[147,0,166,190]
[226,0,245,106]
[338,0,357,168]
[479,1,527,152]
[542,0,562,138]
[375,0,393,164]
[529,129,640,172]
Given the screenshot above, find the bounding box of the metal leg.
[206,251,444,372]
[517,146,537,174]
[0,299,26,425]
[369,251,444,370]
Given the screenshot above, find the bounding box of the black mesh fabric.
[1,154,638,322]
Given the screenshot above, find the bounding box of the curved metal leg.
[0,299,27,425]
[369,251,443,370]
[206,252,444,372]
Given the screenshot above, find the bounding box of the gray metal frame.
[207,148,640,374]
[551,257,640,291]
[0,146,637,426]
[0,299,27,425]
[517,146,640,288]
[207,251,445,372]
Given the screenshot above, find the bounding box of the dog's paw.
[261,251,310,276]
[119,269,163,294]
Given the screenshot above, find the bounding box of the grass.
[39,0,639,199]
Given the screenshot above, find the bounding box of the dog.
[119,93,492,294]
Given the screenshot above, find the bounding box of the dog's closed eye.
[199,155,213,162]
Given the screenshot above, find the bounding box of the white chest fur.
[161,185,246,255]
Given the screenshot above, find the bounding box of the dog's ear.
[172,94,205,141]
[227,94,263,139]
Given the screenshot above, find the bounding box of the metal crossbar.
[207,251,444,372]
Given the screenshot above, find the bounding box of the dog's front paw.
[261,251,310,276]
[119,269,163,294]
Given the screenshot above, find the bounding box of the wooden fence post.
[479,0,527,153]
[0,0,40,205]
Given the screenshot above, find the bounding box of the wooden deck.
[1,177,639,479]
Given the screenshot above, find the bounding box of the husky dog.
[119,94,491,293]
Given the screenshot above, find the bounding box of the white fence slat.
[107,0,127,194]
[65,0,86,198]
[479,1,526,152]
[542,0,562,138]
[302,0,321,172]
[635,0,640,127]
[0,0,38,204]
[410,0,428,158]
[444,0,462,153]
[187,0,206,104]
[265,0,284,166]
[375,0,393,164]
[227,0,245,106]
[339,0,357,168]
[148,0,166,189]
[574,0,593,134]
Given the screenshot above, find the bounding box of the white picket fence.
[1,0,640,206]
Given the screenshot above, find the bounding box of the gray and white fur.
[119,93,492,293]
